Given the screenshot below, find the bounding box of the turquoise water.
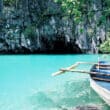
[0,54,110,110]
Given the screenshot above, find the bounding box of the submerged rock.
[59,105,101,110]
[73,105,101,110]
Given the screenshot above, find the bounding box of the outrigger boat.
[52,61,110,106]
[90,61,110,106]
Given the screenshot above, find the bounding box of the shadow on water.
[29,78,110,110]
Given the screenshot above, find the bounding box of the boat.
[90,61,110,106]
[52,61,110,106]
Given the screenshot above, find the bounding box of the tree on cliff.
[54,0,110,53]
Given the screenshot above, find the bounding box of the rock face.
[0,0,109,53]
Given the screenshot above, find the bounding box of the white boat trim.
[90,78,110,106]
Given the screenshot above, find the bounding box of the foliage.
[54,0,110,24]
[99,38,110,53]
[3,0,16,6]
[99,31,110,53]
[54,0,110,53]
[103,0,110,8]
[54,0,90,23]
[97,0,110,26]
[24,25,36,39]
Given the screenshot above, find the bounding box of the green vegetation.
[99,31,110,53]
[24,25,36,39]
[3,0,16,6]
[54,0,92,23]
[54,0,110,53]
[99,38,110,53]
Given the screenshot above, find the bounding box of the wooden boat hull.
[90,78,110,106]
[90,61,110,106]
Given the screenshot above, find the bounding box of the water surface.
[0,54,110,110]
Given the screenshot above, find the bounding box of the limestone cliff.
[0,0,109,54]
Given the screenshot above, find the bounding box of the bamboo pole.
[52,62,80,76]
[52,61,96,76]
[60,69,110,82]
[60,69,110,77]
[51,61,110,76]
